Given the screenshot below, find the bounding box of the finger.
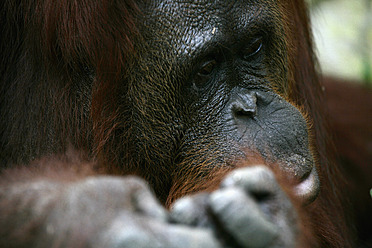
[209,187,279,248]
[129,178,168,220]
[220,166,280,194]
[170,193,210,227]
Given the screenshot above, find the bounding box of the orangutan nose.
[231,90,257,118]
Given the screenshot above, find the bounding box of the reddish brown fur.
[0,0,139,167]
[323,76,372,246]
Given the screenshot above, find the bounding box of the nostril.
[232,103,256,117]
[231,91,257,118]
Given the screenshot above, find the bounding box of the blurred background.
[307,0,372,86]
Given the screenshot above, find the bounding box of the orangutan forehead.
[145,0,280,20]
[141,0,283,56]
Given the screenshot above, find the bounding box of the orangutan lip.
[294,164,320,205]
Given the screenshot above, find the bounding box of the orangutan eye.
[192,59,218,91]
[197,59,217,76]
[243,38,263,60]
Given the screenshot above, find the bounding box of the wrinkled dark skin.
[130,0,319,203]
[0,0,320,247]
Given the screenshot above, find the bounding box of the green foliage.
[362,60,372,87]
